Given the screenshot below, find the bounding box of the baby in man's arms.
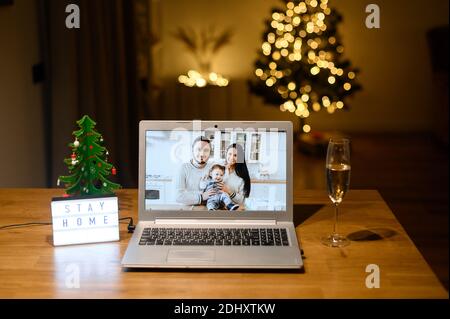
[200,164,239,211]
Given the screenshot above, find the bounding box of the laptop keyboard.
[139,228,290,246]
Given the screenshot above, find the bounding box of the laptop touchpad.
[167,249,215,262]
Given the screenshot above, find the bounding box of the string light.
[298,2,307,13]
[303,124,311,133]
[209,72,218,82]
[178,75,188,83]
[310,66,320,75]
[251,0,360,133]
[322,96,331,107]
[302,109,310,118]
[285,100,296,112]
[327,105,335,113]
[178,70,229,87]
[196,78,207,87]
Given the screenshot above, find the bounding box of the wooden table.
[0,189,447,298]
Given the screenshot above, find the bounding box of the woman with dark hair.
[218,143,251,206]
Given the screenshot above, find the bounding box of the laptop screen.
[145,129,287,211]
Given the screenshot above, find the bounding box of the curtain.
[42,0,147,188]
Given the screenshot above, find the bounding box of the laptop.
[121,120,303,269]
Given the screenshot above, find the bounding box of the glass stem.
[333,203,339,235]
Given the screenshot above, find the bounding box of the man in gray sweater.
[175,136,217,206]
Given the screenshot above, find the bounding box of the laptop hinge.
[154,219,277,225]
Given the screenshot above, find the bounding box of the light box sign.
[51,194,119,246]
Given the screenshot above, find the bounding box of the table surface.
[0,188,447,299]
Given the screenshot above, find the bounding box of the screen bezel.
[138,120,293,222]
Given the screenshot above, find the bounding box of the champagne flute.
[321,138,351,247]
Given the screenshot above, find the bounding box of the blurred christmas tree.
[249,0,361,133]
[58,115,121,196]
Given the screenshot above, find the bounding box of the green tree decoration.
[58,115,121,196]
[249,0,362,133]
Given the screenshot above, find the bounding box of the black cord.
[0,222,52,230]
[0,217,135,233]
[119,217,135,233]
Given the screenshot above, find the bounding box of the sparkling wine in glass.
[321,138,351,247]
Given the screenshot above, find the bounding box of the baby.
[200,164,239,211]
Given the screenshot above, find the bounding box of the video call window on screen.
[145,129,287,211]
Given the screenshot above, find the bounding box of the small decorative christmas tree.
[249,0,361,133]
[58,115,121,196]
